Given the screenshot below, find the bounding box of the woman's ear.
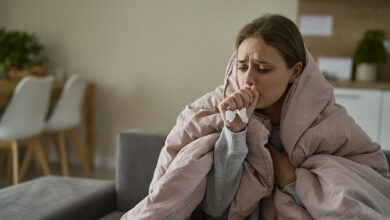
[289,62,303,83]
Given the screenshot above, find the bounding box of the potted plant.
[353,30,387,82]
[0,28,49,80]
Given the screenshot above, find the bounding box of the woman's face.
[236,37,301,111]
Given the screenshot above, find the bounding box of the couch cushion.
[98,211,125,220]
[0,176,115,220]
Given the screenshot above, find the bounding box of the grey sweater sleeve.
[201,125,248,218]
[282,182,305,208]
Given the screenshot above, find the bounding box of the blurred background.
[0,0,389,173]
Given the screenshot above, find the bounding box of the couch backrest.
[115,131,390,212]
[116,130,166,211]
[384,150,390,170]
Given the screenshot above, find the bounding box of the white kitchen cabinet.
[379,91,390,150]
[334,88,381,143]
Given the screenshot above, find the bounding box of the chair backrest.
[0,76,54,140]
[45,75,87,131]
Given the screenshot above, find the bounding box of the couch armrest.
[116,130,166,211]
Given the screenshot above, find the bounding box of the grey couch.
[0,130,389,220]
[0,130,166,220]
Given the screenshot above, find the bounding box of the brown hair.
[236,14,306,69]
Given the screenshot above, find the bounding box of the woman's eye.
[237,66,248,71]
[258,68,271,73]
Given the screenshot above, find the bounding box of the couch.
[0,130,389,220]
[0,130,165,220]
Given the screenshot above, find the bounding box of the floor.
[0,161,115,189]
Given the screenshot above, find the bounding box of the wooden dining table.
[0,79,96,170]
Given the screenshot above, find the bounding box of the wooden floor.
[0,162,115,189]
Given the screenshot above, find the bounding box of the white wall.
[0,0,298,168]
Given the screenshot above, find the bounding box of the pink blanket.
[122,51,390,219]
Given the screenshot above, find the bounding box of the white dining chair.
[0,76,54,185]
[43,75,91,176]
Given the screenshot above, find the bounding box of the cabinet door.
[379,91,390,150]
[334,88,381,142]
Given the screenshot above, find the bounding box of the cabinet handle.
[334,94,361,99]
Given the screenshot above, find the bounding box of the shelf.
[330,81,390,90]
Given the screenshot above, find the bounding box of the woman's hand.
[218,85,259,133]
[269,145,296,188]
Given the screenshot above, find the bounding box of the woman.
[201,14,306,219]
[122,15,390,220]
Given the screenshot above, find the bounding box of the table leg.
[85,84,96,170]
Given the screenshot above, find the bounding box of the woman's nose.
[244,67,256,86]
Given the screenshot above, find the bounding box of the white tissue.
[225,108,248,124]
[225,110,236,123]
